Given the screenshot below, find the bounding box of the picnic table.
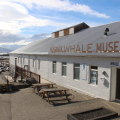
[40,88,72,104]
[32,83,55,92]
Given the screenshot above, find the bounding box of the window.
[53,61,56,73]
[18,57,19,63]
[23,58,25,65]
[38,59,40,69]
[33,59,35,67]
[90,66,98,84]
[62,62,67,76]
[20,57,21,64]
[74,63,80,80]
[18,57,21,64]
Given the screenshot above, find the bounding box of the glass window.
[74,63,80,80]
[38,59,40,69]
[90,66,98,84]
[19,57,21,63]
[53,61,56,73]
[23,58,24,65]
[33,59,35,67]
[62,62,67,76]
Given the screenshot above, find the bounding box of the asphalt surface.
[0,71,120,120]
[0,71,12,120]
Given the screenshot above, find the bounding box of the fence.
[16,65,40,83]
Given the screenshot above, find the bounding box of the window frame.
[23,58,25,65]
[33,59,35,67]
[73,63,80,80]
[62,62,67,76]
[19,57,21,64]
[90,65,98,85]
[18,57,19,63]
[38,59,40,69]
[53,61,56,74]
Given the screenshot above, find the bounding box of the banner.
[81,63,87,80]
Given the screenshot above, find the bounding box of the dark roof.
[52,22,89,33]
[10,21,120,58]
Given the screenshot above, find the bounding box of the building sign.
[50,41,119,53]
[81,63,87,80]
[110,61,120,67]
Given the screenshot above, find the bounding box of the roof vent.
[104,28,109,36]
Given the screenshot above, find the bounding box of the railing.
[16,65,40,83]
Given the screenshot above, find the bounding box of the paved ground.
[0,71,12,120]
[0,71,120,120]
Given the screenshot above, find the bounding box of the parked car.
[0,68,2,73]
[0,67,5,72]
[4,66,7,69]
[6,67,9,71]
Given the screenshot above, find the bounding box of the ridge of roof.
[91,21,120,28]
[52,22,89,33]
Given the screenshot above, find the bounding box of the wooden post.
[21,68,22,81]
[30,72,31,77]
[39,75,40,83]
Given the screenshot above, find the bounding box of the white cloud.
[0,1,52,34]
[7,0,110,18]
[0,1,72,34]
[0,30,50,46]
[0,0,109,47]
[0,0,109,34]
[0,40,31,45]
[0,1,28,21]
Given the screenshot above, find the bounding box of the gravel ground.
[0,71,120,120]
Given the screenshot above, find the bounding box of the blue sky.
[0,0,120,48]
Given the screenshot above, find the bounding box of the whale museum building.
[9,22,120,101]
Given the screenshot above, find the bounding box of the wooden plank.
[41,88,68,92]
[64,28,69,36]
[32,83,55,86]
[55,32,59,38]
[47,94,72,97]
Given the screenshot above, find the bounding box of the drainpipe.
[14,58,17,82]
[109,66,112,101]
[21,54,22,81]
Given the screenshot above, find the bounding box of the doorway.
[116,69,120,100]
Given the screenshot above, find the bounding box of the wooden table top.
[32,83,55,86]
[41,88,68,92]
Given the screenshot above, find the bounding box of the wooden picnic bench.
[32,83,55,93]
[40,88,72,104]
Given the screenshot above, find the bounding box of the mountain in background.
[0,45,24,53]
[0,47,12,53]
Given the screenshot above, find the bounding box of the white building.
[9,22,120,102]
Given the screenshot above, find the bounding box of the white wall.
[52,33,55,38]
[59,31,64,37]
[69,27,74,34]
[47,56,111,100]
[10,54,120,101]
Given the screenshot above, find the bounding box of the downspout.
[109,66,112,101]
[21,54,22,81]
[15,58,17,82]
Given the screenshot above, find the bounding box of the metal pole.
[15,58,17,82]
